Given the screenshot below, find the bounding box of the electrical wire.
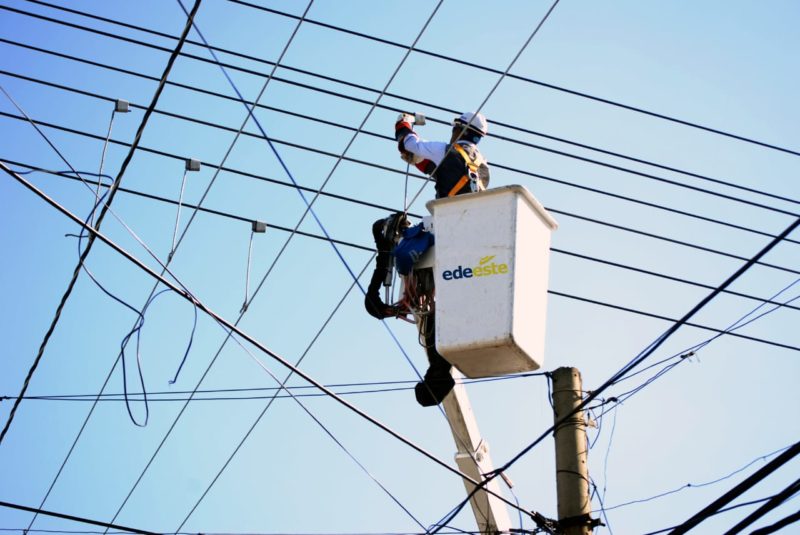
[3,6,796,528]
[0,0,203,448]
[427,212,800,532]
[2,17,799,225]
[226,0,800,159]
[165,2,498,531]
[666,440,800,534]
[19,0,800,209]
[1,372,547,402]
[9,160,800,363]
[4,66,800,259]
[597,443,794,514]
[4,67,800,266]
[643,494,800,535]
[0,501,156,535]
[1,162,533,527]
[13,157,800,321]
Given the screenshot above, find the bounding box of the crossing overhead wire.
[4,64,799,255]
[1,162,532,525]
[2,8,799,218]
[168,0,426,527]
[643,495,800,535]
[10,159,800,356]
[23,0,800,178]
[666,440,800,535]
[597,443,795,514]
[1,371,548,403]
[6,71,800,278]
[429,212,800,532]
[0,501,157,535]
[0,0,203,448]
[227,0,800,159]
[166,2,499,530]
[5,112,800,297]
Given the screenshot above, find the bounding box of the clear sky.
[1,1,799,534]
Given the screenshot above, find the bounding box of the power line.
[0,501,157,535]
[2,14,798,224]
[1,161,532,529]
[428,212,800,532]
[226,0,800,159]
[0,0,203,448]
[643,495,800,535]
[597,443,795,513]
[750,508,800,535]
[3,63,799,255]
[723,476,800,534]
[20,0,800,207]
[667,440,800,534]
[3,107,800,284]
[0,162,526,519]
[8,161,800,356]
[15,157,800,317]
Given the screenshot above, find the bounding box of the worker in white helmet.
[371,112,490,406]
[394,111,490,198]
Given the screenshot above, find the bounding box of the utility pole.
[552,367,595,535]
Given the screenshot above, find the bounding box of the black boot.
[414,313,454,407]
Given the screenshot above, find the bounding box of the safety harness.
[448,143,484,197]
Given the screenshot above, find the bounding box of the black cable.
[4,107,800,284]
[0,501,157,535]
[723,477,800,534]
[0,0,202,447]
[2,14,799,223]
[429,213,800,533]
[667,440,800,534]
[22,0,800,198]
[598,443,794,513]
[750,508,800,535]
[14,157,800,318]
[5,66,800,252]
[14,0,800,210]
[551,290,800,352]
[643,495,800,535]
[1,373,547,402]
[1,162,531,529]
[11,160,800,356]
[226,0,800,158]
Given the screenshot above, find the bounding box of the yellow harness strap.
[447,144,479,197]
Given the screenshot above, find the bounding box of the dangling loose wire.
[241,228,255,313]
[93,108,116,225]
[169,168,189,260]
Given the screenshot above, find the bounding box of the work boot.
[414,373,455,407]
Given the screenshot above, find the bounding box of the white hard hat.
[453,112,488,136]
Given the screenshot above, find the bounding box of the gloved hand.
[395,113,414,142]
[400,150,422,164]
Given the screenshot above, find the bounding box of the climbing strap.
[448,143,481,197]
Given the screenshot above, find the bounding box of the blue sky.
[1,1,799,533]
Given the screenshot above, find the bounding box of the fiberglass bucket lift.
[417,184,557,377]
[413,185,558,533]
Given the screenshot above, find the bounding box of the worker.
[364,112,492,407]
[395,111,490,198]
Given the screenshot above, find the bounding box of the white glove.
[400,151,422,164]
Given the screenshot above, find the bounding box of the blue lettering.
[463,268,473,278]
[443,270,452,280]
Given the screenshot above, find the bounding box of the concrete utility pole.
[552,367,595,535]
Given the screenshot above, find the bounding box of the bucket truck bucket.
[425,185,557,378]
